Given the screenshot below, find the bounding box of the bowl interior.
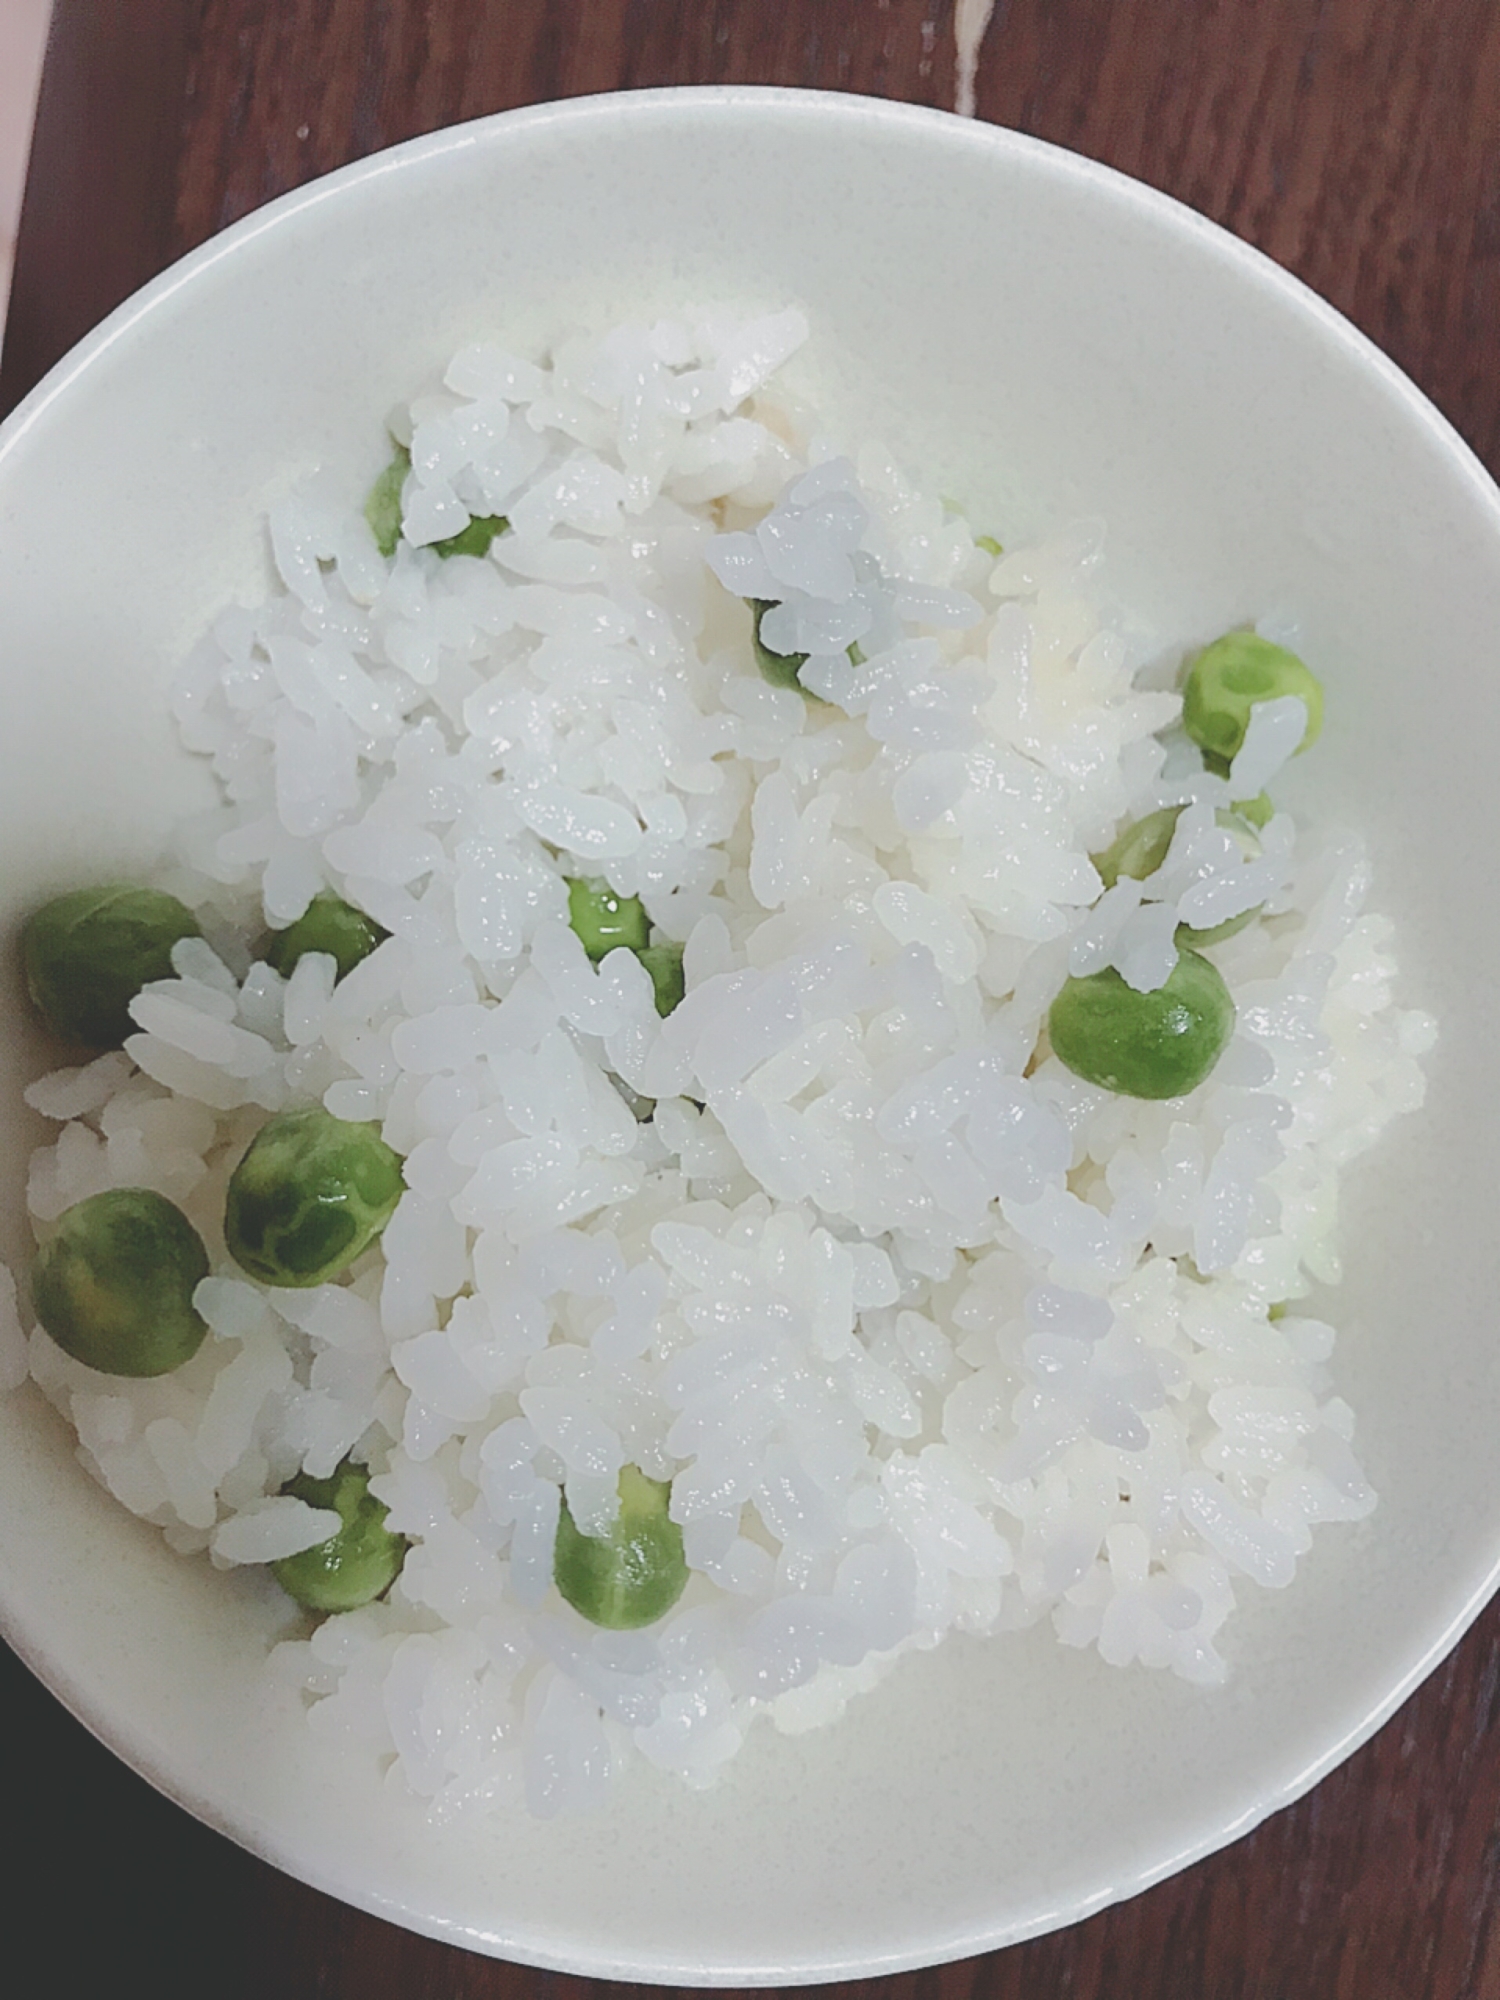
[1,88,1498,1983]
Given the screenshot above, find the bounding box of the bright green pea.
[637,942,685,1018]
[364,444,409,558]
[1047,949,1236,1100]
[554,1465,688,1630]
[265,892,389,983]
[224,1104,404,1288]
[271,1458,408,1613]
[566,877,650,961]
[33,1188,210,1378]
[1182,631,1324,766]
[1090,804,1265,947]
[1235,791,1275,830]
[23,886,201,1050]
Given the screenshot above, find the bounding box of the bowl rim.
[3,83,1500,1983]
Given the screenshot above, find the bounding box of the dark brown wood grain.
[0,0,195,417]
[4,3,1499,1996]
[966,0,1500,490]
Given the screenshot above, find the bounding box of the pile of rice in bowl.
[2,308,1433,1817]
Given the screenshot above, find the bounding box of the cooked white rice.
[10,309,1433,1816]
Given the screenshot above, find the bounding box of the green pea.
[636,942,686,1018]
[554,1465,688,1630]
[23,886,202,1050]
[565,876,650,962]
[1090,804,1265,946]
[1179,914,1250,949]
[749,598,854,702]
[750,598,809,692]
[610,1075,657,1121]
[431,513,509,560]
[265,892,389,983]
[750,605,865,689]
[33,1188,210,1378]
[1235,791,1275,830]
[224,1104,404,1288]
[1047,949,1236,1100]
[1182,907,1260,948]
[271,1458,408,1613]
[1182,632,1324,766]
[563,881,683,1014]
[364,440,508,560]
[1091,806,1183,891]
[364,444,410,558]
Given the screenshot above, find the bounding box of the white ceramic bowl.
[1,87,1497,1984]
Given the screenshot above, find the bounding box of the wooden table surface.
[4,4,1500,1996]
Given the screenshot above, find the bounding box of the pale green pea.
[224,1104,404,1288]
[266,891,388,983]
[1182,631,1324,766]
[748,599,854,701]
[363,441,507,559]
[1091,806,1184,891]
[554,1465,688,1630]
[431,512,509,559]
[23,886,201,1049]
[1047,949,1236,1100]
[33,1188,210,1378]
[1090,804,1266,947]
[364,444,409,558]
[751,598,811,692]
[271,1458,408,1613]
[636,942,686,1017]
[565,876,650,961]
